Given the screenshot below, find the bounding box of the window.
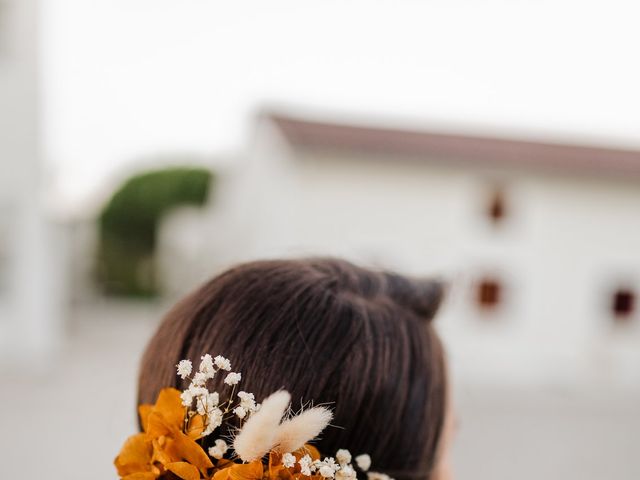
[611,288,635,322]
[487,187,506,224]
[476,277,502,310]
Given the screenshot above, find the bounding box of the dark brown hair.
[139,258,446,480]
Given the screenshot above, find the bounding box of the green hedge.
[97,167,213,297]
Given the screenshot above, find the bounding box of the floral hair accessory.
[115,354,393,480]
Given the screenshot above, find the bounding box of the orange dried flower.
[115,353,374,480]
[115,388,213,480]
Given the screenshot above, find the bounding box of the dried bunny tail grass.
[233,390,291,462]
[274,406,333,453]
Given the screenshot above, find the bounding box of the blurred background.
[1,0,640,478]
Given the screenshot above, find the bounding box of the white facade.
[194,112,640,390]
[0,0,65,362]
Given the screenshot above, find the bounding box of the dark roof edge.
[265,111,640,176]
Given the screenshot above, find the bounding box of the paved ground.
[1,302,639,480]
[453,384,640,480]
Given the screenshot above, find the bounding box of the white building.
[0,0,65,363]
[187,110,640,389]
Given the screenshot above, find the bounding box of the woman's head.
[139,258,449,480]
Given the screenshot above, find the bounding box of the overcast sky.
[43,0,640,205]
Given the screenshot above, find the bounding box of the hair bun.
[382,272,445,321]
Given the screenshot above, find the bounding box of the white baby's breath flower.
[188,385,209,400]
[203,407,224,436]
[237,391,257,411]
[196,393,211,415]
[192,372,208,386]
[208,439,228,459]
[234,406,247,419]
[314,458,338,478]
[210,407,224,426]
[176,359,193,379]
[319,466,336,478]
[208,446,224,459]
[336,449,351,466]
[282,452,296,468]
[299,455,315,476]
[324,458,339,472]
[197,392,221,417]
[199,354,216,378]
[367,473,391,480]
[189,386,209,411]
[237,391,253,401]
[207,391,220,406]
[215,438,228,451]
[336,465,357,480]
[355,454,371,472]
[214,355,232,371]
[224,372,241,385]
[180,389,194,407]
